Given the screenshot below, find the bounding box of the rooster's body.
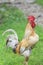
[16,23,39,55]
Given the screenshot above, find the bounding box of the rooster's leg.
[24,57,29,65]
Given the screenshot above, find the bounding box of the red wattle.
[30,21,36,28]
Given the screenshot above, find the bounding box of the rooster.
[16,16,39,65]
[2,16,39,65]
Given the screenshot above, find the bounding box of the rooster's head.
[28,16,36,28]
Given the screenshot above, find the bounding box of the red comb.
[28,16,35,21]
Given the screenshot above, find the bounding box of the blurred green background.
[0,0,43,65]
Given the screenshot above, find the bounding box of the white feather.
[2,29,18,40]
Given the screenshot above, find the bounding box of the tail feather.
[2,29,18,40]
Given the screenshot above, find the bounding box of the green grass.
[36,0,43,5]
[0,5,43,65]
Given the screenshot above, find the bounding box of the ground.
[0,0,43,65]
[11,0,43,25]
